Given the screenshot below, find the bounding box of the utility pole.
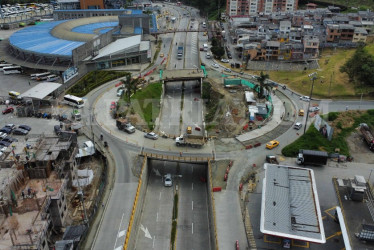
[304,72,318,135]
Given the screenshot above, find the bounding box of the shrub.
[68,71,130,97]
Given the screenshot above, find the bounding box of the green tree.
[121,75,140,103]
[254,71,271,98]
[340,46,374,86]
[211,46,225,58]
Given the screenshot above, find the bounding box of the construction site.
[0,132,105,249]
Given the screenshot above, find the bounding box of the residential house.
[265,40,280,60]
[303,36,319,59]
[339,24,355,42]
[279,20,292,33]
[326,24,340,42]
[353,27,368,43]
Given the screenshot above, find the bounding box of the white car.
[294,122,302,130]
[309,106,320,112]
[211,63,219,68]
[0,132,7,139]
[221,58,229,63]
[299,96,310,101]
[164,174,172,187]
[144,132,158,140]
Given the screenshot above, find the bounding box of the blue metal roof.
[9,21,85,57]
[150,14,157,33]
[71,22,118,34]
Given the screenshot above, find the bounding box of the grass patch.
[129,82,162,130]
[282,110,374,157]
[68,70,129,97]
[170,193,179,249]
[247,47,374,98]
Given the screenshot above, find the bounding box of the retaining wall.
[124,156,149,249]
[207,160,219,250]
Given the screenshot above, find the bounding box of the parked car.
[211,63,219,68]
[0,141,11,147]
[0,127,12,134]
[117,89,124,97]
[159,52,164,58]
[300,96,310,101]
[227,53,232,59]
[309,106,320,112]
[221,58,229,63]
[2,107,14,114]
[266,140,280,149]
[164,174,172,187]
[2,137,18,143]
[144,132,158,140]
[5,124,16,130]
[110,101,116,110]
[13,128,29,135]
[0,132,7,139]
[224,68,232,73]
[294,122,302,130]
[18,125,31,131]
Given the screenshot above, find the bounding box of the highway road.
[176,163,210,250]
[134,160,175,250]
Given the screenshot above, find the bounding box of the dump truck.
[177,46,183,60]
[360,123,374,151]
[116,118,135,134]
[296,149,328,166]
[175,134,204,148]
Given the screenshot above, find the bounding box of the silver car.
[164,174,172,187]
[144,132,158,140]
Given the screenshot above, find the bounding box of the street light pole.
[304,72,318,135]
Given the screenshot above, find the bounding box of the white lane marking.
[153,236,156,248]
[117,230,126,238]
[140,224,152,239]
[113,213,125,249]
[114,247,122,250]
[192,201,194,210]
[159,192,162,200]
[192,223,194,234]
[156,212,159,222]
[192,182,193,190]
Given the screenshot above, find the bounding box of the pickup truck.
[116,118,135,134]
[175,134,204,148]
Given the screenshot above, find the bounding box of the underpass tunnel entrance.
[134,158,215,250]
[163,80,201,95]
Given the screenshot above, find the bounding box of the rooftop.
[260,164,325,243]
[19,82,62,100]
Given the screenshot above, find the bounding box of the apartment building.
[226,0,298,16]
[353,27,368,43]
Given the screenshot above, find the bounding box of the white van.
[46,74,59,82]
[203,43,208,52]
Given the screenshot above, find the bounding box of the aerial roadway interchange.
[78,4,374,250]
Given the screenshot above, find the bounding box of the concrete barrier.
[123,156,149,250]
[207,160,219,249]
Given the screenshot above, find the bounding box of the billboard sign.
[314,114,334,141]
[62,67,78,83]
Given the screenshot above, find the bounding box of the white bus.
[63,95,84,108]
[3,66,22,74]
[0,64,12,69]
[30,72,50,80]
[46,74,59,82]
